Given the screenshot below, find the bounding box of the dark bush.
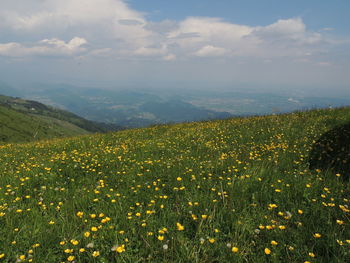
[309,123,350,180]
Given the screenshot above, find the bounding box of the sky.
[0,0,349,94]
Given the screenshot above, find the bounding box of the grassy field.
[0,107,349,262]
[0,105,90,143]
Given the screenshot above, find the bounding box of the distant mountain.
[0,95,122,143]
[139,100,231,123]
[19,85,232,127]
[4,82,349,128]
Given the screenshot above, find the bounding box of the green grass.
[0,95,122,142]
[0,107,349,262]
[0,105,90,143]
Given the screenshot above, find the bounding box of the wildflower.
[268,204,278,210]
[158,235,164,241]
[70,239,79,246]
[163,244,168,250]
[232,247,239,253]
[309,252,315,258]
[336,220,344,225]
[271,240,278,246]
[76,211,84,218]
[298,209,303,214]
[86,242,94,248]
[313,233,321,238]
[113,245,125,253]
[264,248,271,255]
[176,222,185,231]
[84,231,90,237]
[208,238,215,244]
[92,251,100,257]
[285,211,292,218]
[67,255,75,261]
[91,226,98,232]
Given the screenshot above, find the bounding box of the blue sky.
[129,0,350,33]
[0,0,349,94]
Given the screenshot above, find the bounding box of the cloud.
[194,45,228,57]
[0,0,143,30]
[0,1,343,63]
[134,45,167,57]
[144,20,178,34]
[0,37,87,57]
[163,17,331,58]
[0,0,152,50]
[255,18,306,36]
[118,19,144,26]
[167,17,253,50]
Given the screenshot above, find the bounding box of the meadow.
[0,107,349,262]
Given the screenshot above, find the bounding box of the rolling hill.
[0,106,349,262]
[0,95,122,143]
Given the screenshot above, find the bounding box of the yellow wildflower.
[176,222,185,231]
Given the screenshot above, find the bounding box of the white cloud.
[1,0,143,30]
[255,18,306,36]
[194,45,228,57]
[0,37,87,57]
[0,1,341,62]
[167,17,253,51]
[134,46,167,57]
[0,0,152,50]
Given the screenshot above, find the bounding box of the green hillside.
[0,107,349,262]
[0,95,122,143]
[0,104,90,142]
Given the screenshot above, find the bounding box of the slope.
[0,107,349,262]
[0,95,122,134]
[0,104,90,143]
